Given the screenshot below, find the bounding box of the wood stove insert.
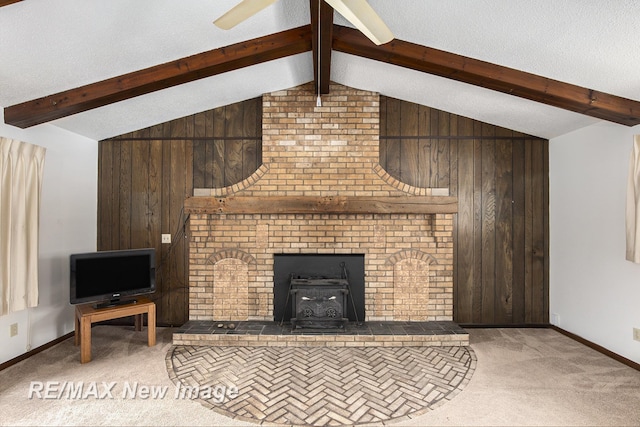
[273,254,365,326]
[290,277,349,329]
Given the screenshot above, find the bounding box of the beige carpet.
[0,326,639,426]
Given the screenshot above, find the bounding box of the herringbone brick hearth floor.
[166,345,476,426]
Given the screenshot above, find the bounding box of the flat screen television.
[70,248,156,308]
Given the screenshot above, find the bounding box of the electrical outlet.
[161,234,171,244]
[634,328,640,342]
[10,323,18,337]
[551,313,560,326]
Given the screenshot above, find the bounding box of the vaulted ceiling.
[2,0,640,140]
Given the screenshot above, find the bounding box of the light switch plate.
[161,234,171,244]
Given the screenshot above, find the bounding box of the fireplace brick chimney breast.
[187,83,455,322]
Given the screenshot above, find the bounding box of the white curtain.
[0,137,46,315]
[626,135,640,263]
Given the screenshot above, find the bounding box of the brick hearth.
[173,320,468,347]
[183,83,459,337]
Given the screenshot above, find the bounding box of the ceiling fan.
[213,0,394,45]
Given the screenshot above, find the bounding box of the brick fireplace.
[184,83,457,325]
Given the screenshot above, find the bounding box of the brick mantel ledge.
[184,195,458,215]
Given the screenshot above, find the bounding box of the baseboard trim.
[549,326,639,371]
[3,325,637,373]
[459,323,551,328]
[0,331,74,372]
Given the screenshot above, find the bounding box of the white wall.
[550,121,640,363]
[0,112,97,365]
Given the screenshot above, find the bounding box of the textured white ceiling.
[1,0,639,140]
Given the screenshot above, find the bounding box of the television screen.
[70,248,156,307]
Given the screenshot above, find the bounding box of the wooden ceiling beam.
[4,26,313,128]
[7,22,640,129]
[310,0,333,94]
[0,0,23,7]
[333,25,640,126]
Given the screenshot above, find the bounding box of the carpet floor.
[0,326,639,426]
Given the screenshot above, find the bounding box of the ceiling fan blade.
[324,0,393,45]
[214,0,279,30]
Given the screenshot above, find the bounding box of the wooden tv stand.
[74,297,156,363]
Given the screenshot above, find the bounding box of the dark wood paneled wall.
[97,98,262,325]
[380,96,549,324]
[192,99,262,188]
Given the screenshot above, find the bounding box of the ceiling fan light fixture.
[324,0,393,45]
[214,0,279,30]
